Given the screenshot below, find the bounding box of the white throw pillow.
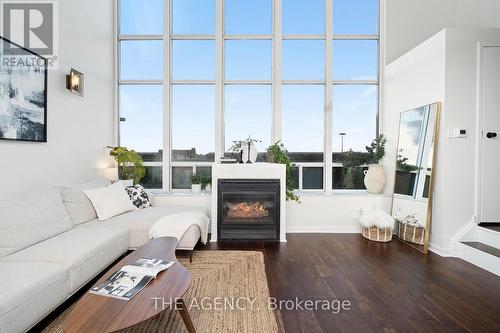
[84,182,137,221]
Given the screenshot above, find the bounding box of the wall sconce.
[102,167,119,182]
[66,68,84,97]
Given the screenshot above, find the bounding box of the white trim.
[119,34,163,40]
[113,0,119,146]
[171,35,215,40]
[332,80,379,85]
[378,0,385,134]
[428,242,452,257]
[215,0,224,160]
[333,34,379,40]
[224,34,272,40]
[224,80,272,85]
[163,0,172,190]
[119,80,163,85]
[286,226,361,233]
[324,0,333,191]
[282,34,325,40]
[282,80,325,85]
[272,0,282,143]
[171,80,215,85]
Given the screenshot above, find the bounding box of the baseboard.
[286,226,361,233]
[428,242,452,257]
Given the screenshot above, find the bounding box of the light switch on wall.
[447,128,467,139]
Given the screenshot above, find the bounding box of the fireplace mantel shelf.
[211,163,287,242]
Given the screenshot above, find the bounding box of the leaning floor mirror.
[392,102,441,254]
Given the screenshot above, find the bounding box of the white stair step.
[477,225,500,248]
[457,242,500,276]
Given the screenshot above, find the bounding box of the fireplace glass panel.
[222,193,276,224]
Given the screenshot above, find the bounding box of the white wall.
[438,28,500,251]
[383,28,500,255]
[0,0,115,197]
[385,0,500,63]
[382,30,447,252]
[154,192,392,234]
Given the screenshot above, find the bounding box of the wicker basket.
[397,220,425,245]
[361,226,393,242]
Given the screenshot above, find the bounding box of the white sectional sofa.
[0,181,208,333]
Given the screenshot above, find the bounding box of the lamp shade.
[103,167,119,181]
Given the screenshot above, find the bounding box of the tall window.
[118,0,380,192]
[118,0,164,189]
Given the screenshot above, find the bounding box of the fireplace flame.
[227,201,269,218]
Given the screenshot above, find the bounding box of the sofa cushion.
[78,206,208,249]
[1,227,129,294]
[60,179,111,225]
[0,262,69,333]
[0,188,73,258]
[84,182,137,221]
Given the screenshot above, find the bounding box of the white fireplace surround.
[211,163,287,242]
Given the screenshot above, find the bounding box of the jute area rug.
[43,251,280,333]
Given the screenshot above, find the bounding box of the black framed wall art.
[0,36,48,142]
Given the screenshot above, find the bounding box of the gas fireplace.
[218,179,280,240]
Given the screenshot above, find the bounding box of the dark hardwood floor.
[198,234,500,333]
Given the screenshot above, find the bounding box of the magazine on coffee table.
[90,257,174,301]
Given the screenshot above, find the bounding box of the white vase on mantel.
[363,164,386,194]
[241,144,259,163]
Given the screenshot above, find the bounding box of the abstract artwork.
[0,37,47,142]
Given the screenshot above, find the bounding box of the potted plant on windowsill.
[190,174,202,193]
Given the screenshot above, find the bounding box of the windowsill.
[149,189,391,198]
[149,190,212,197]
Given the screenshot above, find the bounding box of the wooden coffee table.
[64,237,196,333]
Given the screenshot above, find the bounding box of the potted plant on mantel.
[266,141,300,203]
[108,146,146,185]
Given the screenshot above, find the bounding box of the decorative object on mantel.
[66,68,84,97]
[108,146,146,185]
[397,214,425,245]
[0,36,48,143]
[358,209,395,242]
[266,141,300,203]
[230,135,260,164]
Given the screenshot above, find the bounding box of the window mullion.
[272,0,281,144]
[163,0,172,191]
[215,0,224,161]
[324,0,333,192]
